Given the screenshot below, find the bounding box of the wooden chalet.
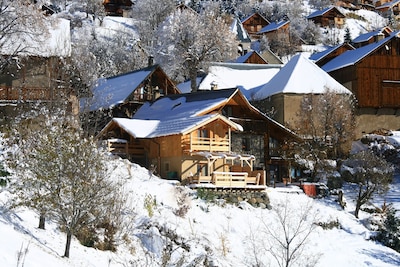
[321,32,400,137]
[103,0,133,17]
[234,50,268,64]
[375,0,400,17]
[307,6,346,28]
[80,64,180,133]
[309,42,355,67]
[257,20,291,45]
[98,88,300,187]
[351,27,393,48]
[241,13,270,40]
[0,18,76,118]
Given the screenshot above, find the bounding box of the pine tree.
[344,27,352,43]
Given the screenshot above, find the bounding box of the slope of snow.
[1,158,399,267]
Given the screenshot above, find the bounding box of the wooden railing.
[184,136,230,152]
[107,139,145,156]
[0,86,70,101]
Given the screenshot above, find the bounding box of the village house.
[309,42,355,67]
[375,0,400,17]
[240,12,270,40]
[257,20,291,45]
[80,63,180,134]
[102,0,133,17]
[98,88,300,187]
[307,6,346,28]
[351,26,393,48]
[230,17,252,55]
[251,54,352,130]
[321,31,400,138]
[0,18,75,121]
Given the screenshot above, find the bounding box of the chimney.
[148,55,154,66]
[376,32,384,42]
[210,81,218,90]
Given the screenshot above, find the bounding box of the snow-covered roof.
[230,18,251,43]
[322,31,400,73]
[252,54,352,100]
[0,18,71,57]
[309,43,355,62]
[105,114,241,139]
[80,65,158,112]
[376,0,400,9]
[258,20,289,34]
[133,88,240,120]
[352,28,387,43]
[307,6,343,19]
[197,63,281,99]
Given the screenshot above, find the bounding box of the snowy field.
[1,157,399,267]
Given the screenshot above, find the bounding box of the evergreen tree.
[344,27,352,43]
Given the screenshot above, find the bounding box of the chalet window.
[197,163,208,176]
[165,162,170,172]
[197,128,209,138]
[242,137,251,152]
[269,137,279,157]
[222,106,233,117]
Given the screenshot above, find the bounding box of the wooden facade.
[103,0,133,17]
[0,56,76,112]
[98,89,300,187]
[311,43,355,67]
[307,7,346,28]
[241,13,270,39]
[327,37,400,108]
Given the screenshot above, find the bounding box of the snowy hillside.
[1,157,400,267]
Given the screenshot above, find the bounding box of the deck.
[189,171,267,190]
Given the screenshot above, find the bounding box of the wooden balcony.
[183,136,230,153]
[106,139,145,156]
[0,86,70,101]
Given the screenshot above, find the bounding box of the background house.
[351,26,393,48]
[307,6,346,28]
[309,42,355,67]
[80,64,180,134]
[322,31,400,137]
[251,54,352,128]
[240,12,270,40]
[103,0,133,17]
[0,18,74,121]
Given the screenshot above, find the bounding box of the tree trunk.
[38,213,45,230]
[64,230,72,258]
[355,200,361,219]
[190,66,198,92]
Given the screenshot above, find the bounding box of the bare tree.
[341,150,394,218]
[131,0,176,51]
[287,88,355,180]
[0,0,48,72]
[155,8,237,90]
[260,196,319,267]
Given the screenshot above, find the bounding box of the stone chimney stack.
[210,81,218,90]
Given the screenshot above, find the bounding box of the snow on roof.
[176,76,205,94]
[230,18,251,43]
[1,18,71,57]
[309,43,355,62]
[307,7,337,19]
[352,29,383,43]
[322,32,400,73]
[252,53,352,100]
[133,89,238,120]
[110,114,241,139]
[258,20,289,34]
[376,0,400,9]
[80,65,156,112]
[197,63,281,99]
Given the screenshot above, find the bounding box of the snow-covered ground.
[1,157,399,267]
